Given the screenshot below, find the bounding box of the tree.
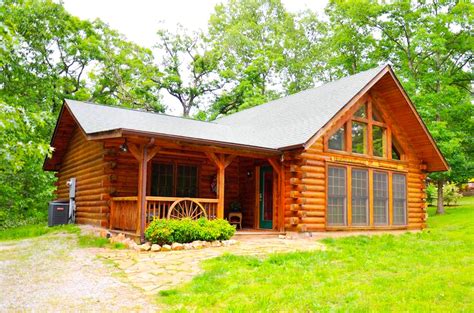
[205,0,314,119]
[153,26,223,117]
[0,0,163,226]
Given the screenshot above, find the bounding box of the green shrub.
[425,182,463,206]
[444,182,463,206]
[145,218,236,245]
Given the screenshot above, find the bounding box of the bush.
[425,182,463,206]
[145,218,236,245]
[443,182,463,206]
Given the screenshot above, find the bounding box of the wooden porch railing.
[110,196,219,232]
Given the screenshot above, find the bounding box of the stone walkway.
[100,237,325,295]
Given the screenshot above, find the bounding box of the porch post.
[217,164,225,219]
[206,152,236,220]
[128,141,160,242]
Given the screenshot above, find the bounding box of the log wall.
[55,128,109,227]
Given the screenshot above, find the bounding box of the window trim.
[326,162,408,229]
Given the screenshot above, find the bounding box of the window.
[352,121,367,154]
[373,172,388,225]
[328,127,345,151]
[176,165,198,197]
[351,169,368,225]
[151,163,173,196]
[327,165,408,228]
[328,167,347,226]
[373,125,385,157]
[325,100,405,161]
[392,174,407,225]
[392,142,401,160]
[151,163,198,197]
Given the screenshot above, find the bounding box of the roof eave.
[85,128,282,156]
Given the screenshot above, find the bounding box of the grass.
[77,234,126,249]
[158,196,474,312]
[0,223,79,241]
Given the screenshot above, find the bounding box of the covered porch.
[102,134,286,241]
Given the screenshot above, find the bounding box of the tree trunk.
[436,179,445,215]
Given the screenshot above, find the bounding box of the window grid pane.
[352,122,367,154]
[329,127,345,151]
[328,167,346,226]
[373,172,388,225]
[392,174,407,225]
[152,163,174,197]
[351,169,368,225]
[176,165,198,197]
[373,125,385,157]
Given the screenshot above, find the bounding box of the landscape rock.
[150,244,161,252]
[211,241,222,247]
[202,241,211,248]
[171,243,184,251]
[278,235,286,239]
[183,243,193,250]
[191,241,204,249]
[221,239,237,246]
[161,244,172,251]
[139,242,151,251]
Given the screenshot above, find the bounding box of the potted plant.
[230,201,241,213]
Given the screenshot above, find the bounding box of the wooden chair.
[228,212,242,230]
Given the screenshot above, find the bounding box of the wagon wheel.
[167,199,207,220]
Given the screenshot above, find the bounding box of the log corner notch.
[205,152,236,219]
[268,157,285,232]
[128,139,160,243]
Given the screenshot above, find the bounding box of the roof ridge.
[215,64,388,123]
[64,99,221,125]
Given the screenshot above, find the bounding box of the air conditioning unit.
[48,201,70,227]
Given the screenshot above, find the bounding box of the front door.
[259,166,273,229]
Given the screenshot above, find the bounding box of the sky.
[62,0,328,113]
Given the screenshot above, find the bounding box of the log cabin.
[44,64,448,241]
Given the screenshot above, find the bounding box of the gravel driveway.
[0,233,157,312]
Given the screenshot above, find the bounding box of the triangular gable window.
[327,98,404,160]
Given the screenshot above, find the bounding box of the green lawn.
[0,223,79,241]
[158,197,474,312]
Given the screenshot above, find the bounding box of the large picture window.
[151,163,198,198]
[392,174,407,225]
[351,169,368,225]
[326,165,407,228]
[327,167,347,226]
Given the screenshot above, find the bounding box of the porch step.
[233,230,286,239]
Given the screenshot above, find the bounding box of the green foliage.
[443,182,463,206]
[154,26,223,116]
[158,197,474,311]
[0,223,79,241]
[144,218,235,245]
[426,182,463,206]
[77,235,111,248]
[0,0,163,228]
[426,183,437,206]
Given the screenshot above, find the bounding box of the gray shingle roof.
[65,64,387,150]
